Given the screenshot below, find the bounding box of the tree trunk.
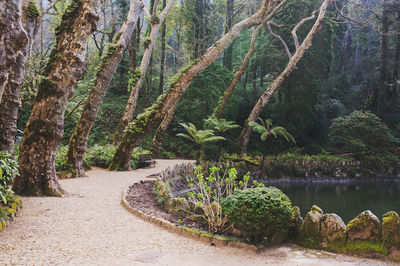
[239,0,332,154]
[392,12,400,111]
[0,0,38,152]
[13,0,99,196]
[66,0,143,177]
[159,0,167,95]
[214,17,269,118]
[112,0,176,145]
[0,0,28,102]
[109,0,283,170]
[151,103,177,156]
[223,0,234,71]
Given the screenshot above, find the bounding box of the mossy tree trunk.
[151,103,176,156]
[0,0,28,102]
[238,0,332,154]
[0,0,39,153]
[66,0,143,177]
[112,0,176,145]
[13,0,99,196]
[109,0,282,170]
[392,11,400,110]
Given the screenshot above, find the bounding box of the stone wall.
[297,205,400,261]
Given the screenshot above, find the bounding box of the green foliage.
[0,152,19,205]
[249,118,295,144]
[329,111,398,154]
[221,187,293,242]
[204,115,240,134]
[24,1,41,20]
[177,122,225,162]
[185,165,256,234]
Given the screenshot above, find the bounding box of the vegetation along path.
[0,160,394,265]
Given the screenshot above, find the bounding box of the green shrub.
[329,111,398,154]
[85,144,116,168]
[221,187,293,242]
[0,152,19,205]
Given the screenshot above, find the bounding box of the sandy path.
[0,160,393,265]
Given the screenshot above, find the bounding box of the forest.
[2,0,400,262]
[0,0,399,195]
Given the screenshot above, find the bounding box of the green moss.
[328,241,386,256]
[168,57,202,88]
[310,205,323,214]
[128,68,142,88]
[113,32,122,43]
[54,0,81,36]
[151,15,160,24]
[382,211,400,248]
[143,37,151,49]
[24,1,41,20]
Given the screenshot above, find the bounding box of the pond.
[265,178,400,223]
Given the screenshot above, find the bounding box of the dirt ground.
[0,160,394,265]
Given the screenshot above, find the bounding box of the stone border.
[121,185,258,252]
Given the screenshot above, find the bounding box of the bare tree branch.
[291,10,316,51]
[267,21,291,60]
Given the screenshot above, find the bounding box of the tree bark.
[0,0,38,152]
[112,0,176,145]
[223,0,234,71]
[66,0,143,177]
[392,11,400,110]
[239,0,332,154]
[151,102,177,156]
[13,0,99,196]
[109,0,282,170]
[0,0,28,102]
[159,0,167,95]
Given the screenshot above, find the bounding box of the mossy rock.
[297,205,323,247]
[382,211,400,249]
[320,213,346,248]
[346,210,381,243]
[288,206,303,238]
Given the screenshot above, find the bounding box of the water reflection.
[268,181,400,223]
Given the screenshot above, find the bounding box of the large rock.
[320,213,346,247]
[382,211,400,250]
[346,210,381,243]
[297,205,323,246]
[288,206,303,238]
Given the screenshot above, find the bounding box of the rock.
[320,213,346,247]
[382,211,400,250]
[289,206,303,237]
[346,210,381,243]
[297,205,323,247]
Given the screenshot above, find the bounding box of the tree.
[223,0,235,71]
[108,0,286,170]
[66,0,143,177]
[0,0,28,102]
[111,0,176,144]
[204,115,240,160]
[239,0,333,154]
[177,122,225,163]
[249,118,294,177]
[0,0,40,153]
[13,0,99,196]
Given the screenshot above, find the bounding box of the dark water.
[266,180,400,223]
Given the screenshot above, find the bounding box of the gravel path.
[0,160,393,265]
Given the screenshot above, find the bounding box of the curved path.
[0,160,393,265]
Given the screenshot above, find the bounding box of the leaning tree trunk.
[13,0,99,196]
[239,0,332,154]
[66,0,143,177]
[0,0,39,153]
[112,0,176,145]
[0,0,28,102]
[109,0,284,170]
[159,0,167,95]
[151,0,288,157]
[392,11,400,111]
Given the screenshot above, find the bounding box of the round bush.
[329,111,398,154]
[220,187,292,242]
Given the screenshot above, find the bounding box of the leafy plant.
[177,123,225,163]
[329,111,398,154]
[185,165,256,234]
[249,118,295,176]
[0,152,19,205]
[221,187,293,242]
[204,115,240,161]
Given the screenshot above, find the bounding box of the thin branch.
[267,22,291,60]
[291,10,317,50]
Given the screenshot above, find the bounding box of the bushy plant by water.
[184,165,262,234]
[329,111,398,154]
[221,187,293,242]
